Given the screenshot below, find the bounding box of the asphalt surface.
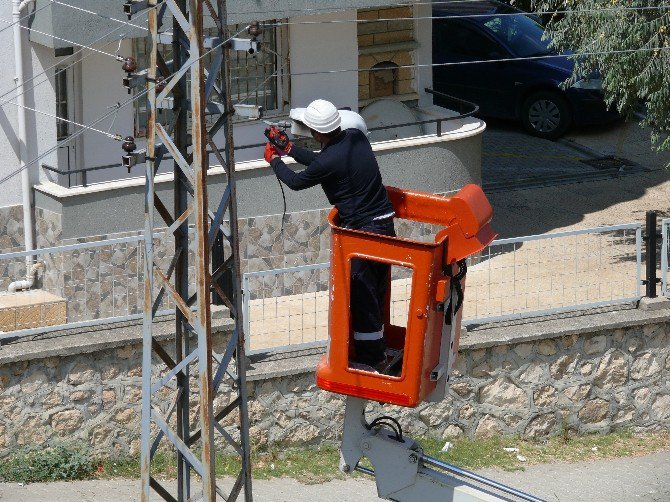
[0,451,668,501]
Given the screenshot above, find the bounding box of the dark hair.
[315,127,342,140]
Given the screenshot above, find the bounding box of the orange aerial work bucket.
[316,184,496,407]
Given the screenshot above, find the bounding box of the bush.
[0,441,96,483]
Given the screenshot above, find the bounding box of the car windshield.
[481,14,552,58]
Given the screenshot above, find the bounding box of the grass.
[4,430,670,484]
[419,428,670,471]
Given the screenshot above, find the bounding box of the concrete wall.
[0,2,59,209]
[290,11,360,112]
[34,126,483,239]
[0,307,667,458]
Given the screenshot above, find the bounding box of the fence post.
[645,211,659,298]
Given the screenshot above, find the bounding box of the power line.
[0,24,250,188]
[0,92,140,187]
[0,1,53,37]
[2,40,664,188]
[220,0,670,18]
[0,3,160,116]
[0,13,127,61]
[221,0,531,16]
[49,0,150,34]
[0,93,121,140]
[265,5,670,27]
[277,45,670,79]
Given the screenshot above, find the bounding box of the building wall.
[0,3,59,209]
[290,11,360,112]
[0,311,667,457]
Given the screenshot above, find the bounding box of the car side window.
[433,20,504,61]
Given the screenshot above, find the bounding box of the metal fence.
[0,235,177,341]
[464,223,641,324]
[662,218,670,297]
[0,222,644,348]
[242,223,643,353]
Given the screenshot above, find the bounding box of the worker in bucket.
[264,99,395,372]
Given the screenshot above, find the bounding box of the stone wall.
[0,309,668,457]
[0,205,24,254]
[247,314,670,444]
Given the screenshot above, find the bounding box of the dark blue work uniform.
[270,128,395,367]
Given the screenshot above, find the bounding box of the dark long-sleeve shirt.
[270,128,393,229]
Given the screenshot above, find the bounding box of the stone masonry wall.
[0,315,668,458]
[247,320,670,445]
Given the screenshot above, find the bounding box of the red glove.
[264,142,280,164]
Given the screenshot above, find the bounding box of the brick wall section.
[357,6,416,102]
[0,314,668,457]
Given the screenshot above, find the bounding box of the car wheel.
[521,91,571,139]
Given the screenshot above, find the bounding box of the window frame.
[132,22,289,136]
[55,65,71,140]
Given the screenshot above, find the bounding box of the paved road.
[1,451,668,501]
[482,123,597,185]
[480,120,656,189]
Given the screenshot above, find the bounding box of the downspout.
[9,0,39,293]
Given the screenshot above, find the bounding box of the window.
[482,15,551,58]
[55,66,69,139]
[433,21,502,60]
[133,22,286,137]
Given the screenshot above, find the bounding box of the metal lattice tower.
[132,0,252,499]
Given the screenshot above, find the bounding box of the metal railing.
[662,218,670,297]
[464,223,642,324]
[0,235,175,342]
[242,263,330,355]
[242,223,643,352]
[0,222,643,349]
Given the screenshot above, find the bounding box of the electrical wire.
[0,1,52,37]
[367,416,404,442]
[1,1,666,186]
[222,0,669,17]
[0,24,250,188]
[277,45,670,79]
[264,5,670,27]
[0,93,121,140]
[0,17,122,60]
[0,92,140,187]
[0,5,163,113]
[49,0,150,34]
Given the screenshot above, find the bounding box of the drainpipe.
[9,0,37,293]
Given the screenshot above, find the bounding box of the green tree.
[533,1,670,152]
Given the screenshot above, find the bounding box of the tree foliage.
[532,1,670,152]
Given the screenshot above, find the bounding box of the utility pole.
[125,0,253,499]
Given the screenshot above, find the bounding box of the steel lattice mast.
[131,0,252,499]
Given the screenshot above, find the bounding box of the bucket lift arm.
[340,397,545,502]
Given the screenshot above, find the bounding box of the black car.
[432,0,618,139]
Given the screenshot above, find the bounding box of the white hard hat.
[338,110,368,136]
[290,107,368,137]
[299,99,341,133]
